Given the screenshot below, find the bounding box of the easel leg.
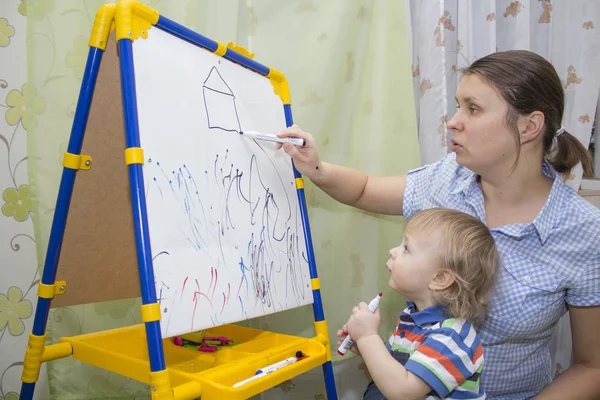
[117,38,171,399]
[284,105,339,400]
[322,361,338,399]
[313,293,338,400]
[19,47,105,400]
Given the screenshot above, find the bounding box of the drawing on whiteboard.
[140,63,311,337]
[203,66,242,133]
[148,146,309,334]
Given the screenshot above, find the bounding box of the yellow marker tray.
[60,323,327,399]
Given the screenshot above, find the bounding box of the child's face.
[386,231,442,299]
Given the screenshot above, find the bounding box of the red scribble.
[192,296,197,331]
[181,276,188,300]
[220,292,226,315]
[191,290,214,330]
[193,291,213,307]
[227,283,231,304]
[212,269,219,298]
[208,267,214,294]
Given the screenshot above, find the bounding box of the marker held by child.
[241,130,305,147]
[337,292,383,356]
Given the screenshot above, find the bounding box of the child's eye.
[469,107,478,115]
[403,244,409,253]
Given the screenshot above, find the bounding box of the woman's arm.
[315,163,407,215]
[277,125,407,215]
[534,306,600,399]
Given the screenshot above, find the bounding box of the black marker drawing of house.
[202,66,242,133]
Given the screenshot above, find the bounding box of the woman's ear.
[520,111,545,145]
[429,269,456,291]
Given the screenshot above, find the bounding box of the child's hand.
[336,325,361,355]
[346,302,380,343]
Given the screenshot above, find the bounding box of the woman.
[277,50,600,399]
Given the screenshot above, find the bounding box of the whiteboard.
[132,28,313,338]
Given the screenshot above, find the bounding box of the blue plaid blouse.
[403,153,600,399]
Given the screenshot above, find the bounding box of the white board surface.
[132,27,313,338]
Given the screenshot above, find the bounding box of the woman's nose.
[446,112,462,131]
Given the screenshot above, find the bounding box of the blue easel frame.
[20,2,338,399]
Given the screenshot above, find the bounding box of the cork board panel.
[53,33,141,307]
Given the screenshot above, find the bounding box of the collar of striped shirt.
[404,301,449,327]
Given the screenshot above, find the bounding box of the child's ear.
[429,269,455,291]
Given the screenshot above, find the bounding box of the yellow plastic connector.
[311,278,320,290]
[125,147,144,165]
[89,3,116,50]
[314,320,331,361]
[295,177,305,189]
[115,0,159,42]
[38,281,67,299]
[141,303,161,322]
[149,369,172,400]
[41,342,73,363]
[63,152,92,170]
[21,333,45,383]
[267,68,291,105]
[172,381,203,400]
[22,334,71,383]
[214,41,227,57]
[227,41,254,59]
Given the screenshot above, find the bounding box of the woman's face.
[446,74,519,176]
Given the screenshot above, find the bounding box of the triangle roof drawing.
[203,66,234,96]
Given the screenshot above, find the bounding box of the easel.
[19,1,338,399]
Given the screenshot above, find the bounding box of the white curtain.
[407,0,600,378]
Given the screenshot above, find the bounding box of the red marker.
[337,293,382,356]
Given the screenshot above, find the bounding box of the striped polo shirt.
[382,301,485,399]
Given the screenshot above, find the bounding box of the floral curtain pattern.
[0,1,49,399]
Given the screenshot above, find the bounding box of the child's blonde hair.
[405,208,499,325]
